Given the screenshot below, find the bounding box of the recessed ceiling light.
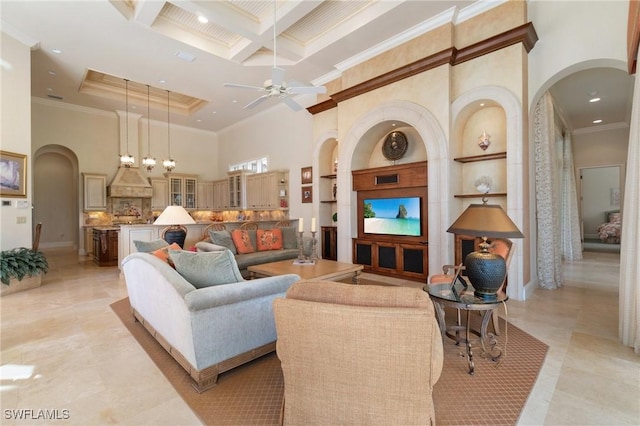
[197,15,208,24]
[480,102,485,107]
[589,97,601,103]
[175,51,196,62]
[196,119,202,122]
[51,49,62,54]
[158,79,166,84]
[592,119,603,124]
[212,111,217,114]
[47,87,53,91]
[48,70,56,76]
[232,100,237,103]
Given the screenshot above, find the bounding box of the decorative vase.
[464,251,506,299]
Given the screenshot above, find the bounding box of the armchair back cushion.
[274,280,443,426]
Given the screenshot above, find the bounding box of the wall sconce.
[478,130,491,151]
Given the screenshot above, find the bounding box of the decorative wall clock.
[382,131,408,160]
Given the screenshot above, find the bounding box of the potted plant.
[1,247,49,296]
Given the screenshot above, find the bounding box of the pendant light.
[142,84,156,172]
[162,90,176,172]
[119,79,135,168]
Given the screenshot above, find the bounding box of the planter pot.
[1,274,42,297]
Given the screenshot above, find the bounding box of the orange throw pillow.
[231,229,255,254]
[256,229,283,251]
[151,242,182,267]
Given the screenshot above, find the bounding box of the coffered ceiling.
[0,0,634,134]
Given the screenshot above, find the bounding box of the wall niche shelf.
[454,192,507,198]
[320,200,337,203]
[453,152,506,163]
[320,174,337,179]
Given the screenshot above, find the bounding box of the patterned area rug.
[111,295,547,426]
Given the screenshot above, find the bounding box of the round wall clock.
[382,131,408,160]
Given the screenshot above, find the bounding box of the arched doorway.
[33,145,79,251]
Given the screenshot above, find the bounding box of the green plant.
[0,248,49,285]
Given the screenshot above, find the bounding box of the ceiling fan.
[224,1,326,111]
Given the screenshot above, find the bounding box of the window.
[229,157,268,173]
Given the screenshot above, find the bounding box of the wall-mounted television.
[363,197,421,237]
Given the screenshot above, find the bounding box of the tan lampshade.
[446,203,523,239]
[154,205,196,226]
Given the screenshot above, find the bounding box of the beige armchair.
[273,280,443,426]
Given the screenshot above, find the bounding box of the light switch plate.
[16,200,29,208]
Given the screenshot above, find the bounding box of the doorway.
[579,165,622,252]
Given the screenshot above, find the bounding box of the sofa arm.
[195,241,228,252]
[184,273,300,312]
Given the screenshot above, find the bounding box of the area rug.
[111,297,547,426]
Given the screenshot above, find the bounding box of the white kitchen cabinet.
[246,171,287,209]
[82,173,107,211]
[165,173,197,209]
[227,170,252,209]
[149,178,169,210]
[212,179,230,210]
[197,181,214,209]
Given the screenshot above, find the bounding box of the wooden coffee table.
[248,259,363,284]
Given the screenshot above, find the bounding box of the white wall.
[0,33,32,250]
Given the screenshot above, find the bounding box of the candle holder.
[310,231,318,262]
[297,231,306,262]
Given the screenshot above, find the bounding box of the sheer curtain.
[533,92,563,289]
[619,71,640,355]
[560,132,583,261]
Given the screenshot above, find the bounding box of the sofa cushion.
[151,242,182,267]
[280,227,297,249]
[234,248,300,271]
[169,249,243,288]
[231,229,255,254]
[257,229,283,251]
[134,238,169,253]
[208,229,237,254]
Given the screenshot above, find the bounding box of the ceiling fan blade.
[244,95,270,109]
[288,85,327,95]
[224,83,265,91]
[271,67,285,87]
[281,96,303,112]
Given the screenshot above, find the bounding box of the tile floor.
[1,249,638,425]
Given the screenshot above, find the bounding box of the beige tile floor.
[1,249,638,425]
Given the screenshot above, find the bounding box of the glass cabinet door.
[169,177,182,206]
[185,178,197,209]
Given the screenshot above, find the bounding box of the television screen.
[363,197,421,236]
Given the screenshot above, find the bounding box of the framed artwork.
[301,186,313,203]
[0,150,27,197]
[301,166,312,184]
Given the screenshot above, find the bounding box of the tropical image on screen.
[363,197,421,236]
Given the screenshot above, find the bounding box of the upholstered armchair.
[273,280,443,426]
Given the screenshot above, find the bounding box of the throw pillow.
[281,227,297,249]
[208,230,237,254]
[134,239,169,253]
[169,250,241,288]
[231,229,255,254]
[151,242,182,267]
[256,229,283,251]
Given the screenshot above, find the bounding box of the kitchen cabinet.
[228,170,252,209]
[165,173,197,209]
[212,179,230,210]
[92,227,119,267]
[84,227,94,256]
[246,171,287,209]
[197,181,214,209]
[149,178,169,210]
[82,173,107,211]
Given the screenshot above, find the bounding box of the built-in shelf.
[321,200,337,203]
[454,192,507,198]
[453,152,506,163]
[320,174,337,179]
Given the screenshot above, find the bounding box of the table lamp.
[446,198,523,299]
[154,205,195,248]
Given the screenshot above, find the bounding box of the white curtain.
[619,71,640,355]
[534,92,563,289]
[560,132,583,261]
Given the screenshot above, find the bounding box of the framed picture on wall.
[0,150,27,197]
[301,186,313,203]
[301,166,312,184]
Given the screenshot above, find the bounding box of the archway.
[33,145,79,251]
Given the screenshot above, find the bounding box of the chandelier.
[142,84,156,172]
[163,90,176,172]
[119,79,135,167]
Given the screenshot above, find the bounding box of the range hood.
[108,167,153,198]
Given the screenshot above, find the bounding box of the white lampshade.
[154,205,196,225]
